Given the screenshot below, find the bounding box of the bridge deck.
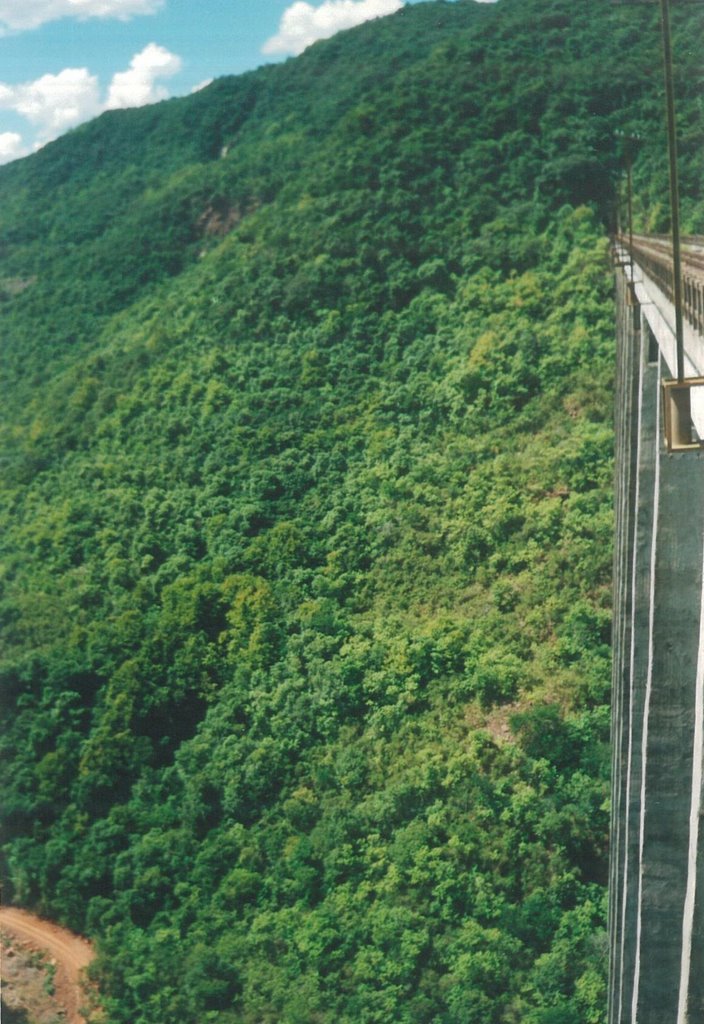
[616,234,704,337]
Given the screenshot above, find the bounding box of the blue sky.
[0,0,495,165]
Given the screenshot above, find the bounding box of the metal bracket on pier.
[661,377,704,451]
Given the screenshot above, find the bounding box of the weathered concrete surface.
[609,269,644,1024]
[609,255,704,1024]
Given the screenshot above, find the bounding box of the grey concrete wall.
[609,259,704,1024]
[609,269,642,1024]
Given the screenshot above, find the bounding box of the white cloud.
[105,42,182,109]
[0,43,181,155]
[262,0,403,57]
[0,67,101,141]
[0,0,163,32]
[0,131,28,163]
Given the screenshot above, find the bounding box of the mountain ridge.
[1,1,702,1021]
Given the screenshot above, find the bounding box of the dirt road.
[0,907,95,1024]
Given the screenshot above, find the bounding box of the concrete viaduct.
[610,235,704,1024]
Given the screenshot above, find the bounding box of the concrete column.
[610,260,704,1024]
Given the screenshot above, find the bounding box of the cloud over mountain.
[0,43,181,158]
[0,131,26,161]
[106,43,182,110]
[0,67,101,140]
[262,0,403,56]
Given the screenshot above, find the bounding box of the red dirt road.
[0,907,95,1024]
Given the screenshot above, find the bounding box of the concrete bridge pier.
[610,257,704,1024]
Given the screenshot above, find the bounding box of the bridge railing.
[615,233,704,336]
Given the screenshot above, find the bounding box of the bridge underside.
[610,257,704,1024]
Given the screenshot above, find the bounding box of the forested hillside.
[1,0,702,1021]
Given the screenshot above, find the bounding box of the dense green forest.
[1,0,703,1021]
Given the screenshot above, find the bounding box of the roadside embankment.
[0,908,95,1024]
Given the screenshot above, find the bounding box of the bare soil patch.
[0,909,95,1024]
